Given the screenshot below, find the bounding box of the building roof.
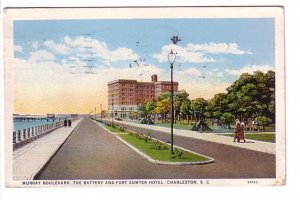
[107,79,138,85]
[154,81,178,85]
[107,75,178,85]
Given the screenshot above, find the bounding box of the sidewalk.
[13,118,82,180]
[103,119,275,155]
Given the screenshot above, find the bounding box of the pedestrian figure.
[234,122,240,142]
[64,119,67,127]
[68,119,72,127]
[238,123,246,143]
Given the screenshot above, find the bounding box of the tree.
[174,90,189,123]
[180,100,191,124]
[101,110,107,118]
[225,70,275,123]
[138,104,148,119]
[220,112,235,129]
[145,100,156,115]
[159,91,171,100]
[155,98,171,123]
[207,93,228,120]
[255,116,272,131]
[191,98,208,122]
[138,100,156,124]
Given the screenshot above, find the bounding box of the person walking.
[239,123,246,143]
[234,122,240,142]
[64,119,67,127]
[68,119,72,127]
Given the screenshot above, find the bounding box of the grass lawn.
[118,133,210,162]
[220,133,276,143]
[155,122,194,130]
[104,125,126,133]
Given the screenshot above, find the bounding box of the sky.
[13,18,275,115]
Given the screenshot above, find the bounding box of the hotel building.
[107,74,179,119]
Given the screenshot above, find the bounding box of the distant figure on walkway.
[68,119,72,127]
[234,122,240,142]
[238,123,246,143]
[64,119,67,127]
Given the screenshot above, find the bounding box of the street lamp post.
[168,35,180,155]
[168,50,176,155]
[95,107,96,120]
[100,104,102,120]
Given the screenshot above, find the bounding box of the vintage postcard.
[4,7,285,187]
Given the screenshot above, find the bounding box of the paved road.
[36,118,275,180]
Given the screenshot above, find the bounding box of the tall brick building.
[107,74,178,119]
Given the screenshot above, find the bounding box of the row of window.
[137,86,154,89]
[121,93,134,97]
[121,88,134,91]
[120,107,135,111]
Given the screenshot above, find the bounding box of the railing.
[13,118,78,150]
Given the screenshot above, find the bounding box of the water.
[13,118,62,132]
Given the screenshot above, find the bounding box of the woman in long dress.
[234,123,240,142]
[238,123,246,143]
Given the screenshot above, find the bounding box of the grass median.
[104,125,126,133]
[220,133,275,143]
[105,125,210,163]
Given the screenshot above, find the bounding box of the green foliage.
[135,70,275,129]
[138,100,156,120]
[226,70,275,121]
[119,133,210,162]
[159,91,171,100]
[191,98,208,120]
[155,98,171,116]
[220,112,235,127]
[255,116,272,126]
[180,100,191,116]
[174,90,190,122]
[105,125,125,133]
[150,139,169,150]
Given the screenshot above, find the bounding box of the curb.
[101,119,275,155]
[93,120,215,166]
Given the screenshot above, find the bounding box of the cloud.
[43,40,71,54]
[153,42,250,64]
[226,64,274,76]
[61,56,86,69]
[29,50,55,62]
[153,44,215,63]
[207,68,224,78]
[175,67,204,77]
[186,42,252,55]
[14,45,23,53]
[38,36,139,64]
[62,36,139,62]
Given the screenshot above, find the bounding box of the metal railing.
[13,118,78,150]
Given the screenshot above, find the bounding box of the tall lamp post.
[95,107,96,120]
[100,104,102,120]
[168,35,180,155]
